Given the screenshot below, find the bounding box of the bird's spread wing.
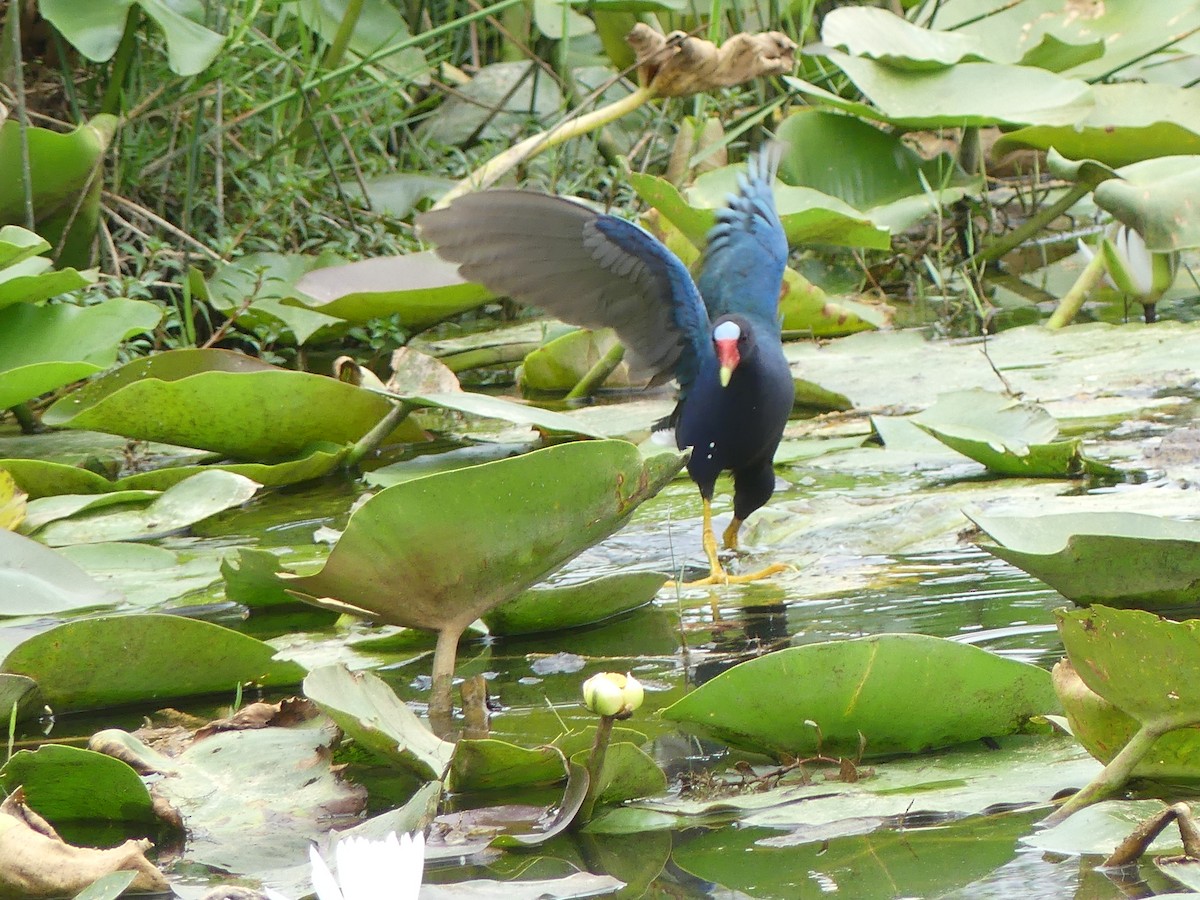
[697,144,788,325]
[417,192,710,386]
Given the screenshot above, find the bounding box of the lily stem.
[578,714,615,822]
[973,183,1091,266]
[565,343,626,401]
[1045,244,1106,329]
[345,399,414,469]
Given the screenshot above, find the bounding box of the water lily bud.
[1099,224,1178,299]
[622,673,644,713]
[582,672,644,717]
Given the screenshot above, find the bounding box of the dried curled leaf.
[628,24,797,97]
[0,791,169,896]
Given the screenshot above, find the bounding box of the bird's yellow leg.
[666,501,788,587]
[723,517,743,551]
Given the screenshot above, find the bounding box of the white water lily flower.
[1079,223,1178,299]
[265,831,424,900]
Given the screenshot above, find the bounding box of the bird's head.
[712,316,751,388]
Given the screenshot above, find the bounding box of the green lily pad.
[364,442,539,488]
[0,744,158,824]
[483,572,666,637]
[662,633,1059,759]
[295,0,428,80]
[616,733,1095,831]
[1058,606,1200,727]
[222,547,325,610]
[32,470,260,547]
[448,739,568,792]
[1045,148,1120,188]
[822,6,990,70]
[1054,658,1200,782]
[0,254,95,308]
[303,664,454,780]
[118,712,367,891]
[517,328,635,393]
[38,0,225,76]
[493,761,590,847]
[1,614,305,712]
[1023,799,1182,856]
[0,529,121,617]
[42,348,425,459]
[787,54,1093,128]
[1093,155,1200,252]
[0,444,347,498]
[0,115,119,268]
[289,250,494,330]
[775,110,979,236]
[571,742,666,810]
[59,542,226,610]
[73,873,138,900]
[780,269,887,339]
[971,511,1200,609]
[994,83,1200,167]
[21,489,160,534]
[0,674,39,720]
[911,389,1120,478]
[0,298,162,409]
[402,391,605,438]
[689,168,893,251]
[195,252,349,345]
[0,226,49,269]
[284,441,684,632]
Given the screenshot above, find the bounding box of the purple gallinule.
[417,148,792,585]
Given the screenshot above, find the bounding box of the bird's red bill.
[716,338,740,387]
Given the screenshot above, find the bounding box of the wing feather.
[418,192,710,385]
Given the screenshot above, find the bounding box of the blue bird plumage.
[417,146,793,584]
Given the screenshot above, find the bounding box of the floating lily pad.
[483,572,667,637]
[971,511,1200,609]
[119,711,367,892]
[0,529,121,617]
[493,761,590,847]
[1023,799,1182,856]
[0,298,161,409]
[43,348,424,458]
[290,251,494,330]
[662,633,1059,759]
[402,391,605,438]
[448,739,567,792]
[59,542,225,610]
[1,614,305,712]
[32,470,260,547]
[912,389,1121,478]
[303,664,454,780]
[779,268,887,337]
[0,445,349,498]
[0,745,158,824]
[363,442,538,488]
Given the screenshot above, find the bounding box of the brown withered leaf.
[385,347,462,395]
[0,790,169,896]
[628,24,797,97]
[194,697,320,739]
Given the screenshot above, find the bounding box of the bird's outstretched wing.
[417,192,710,386]
[697,144,788,324]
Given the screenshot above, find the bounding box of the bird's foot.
[666,561,790,588]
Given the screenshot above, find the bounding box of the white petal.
[263,890,293,900]
[399,832,426,899]
[309,844,345,900]
[335,836,382,900]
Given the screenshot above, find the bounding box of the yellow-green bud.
[582,672,644,717]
